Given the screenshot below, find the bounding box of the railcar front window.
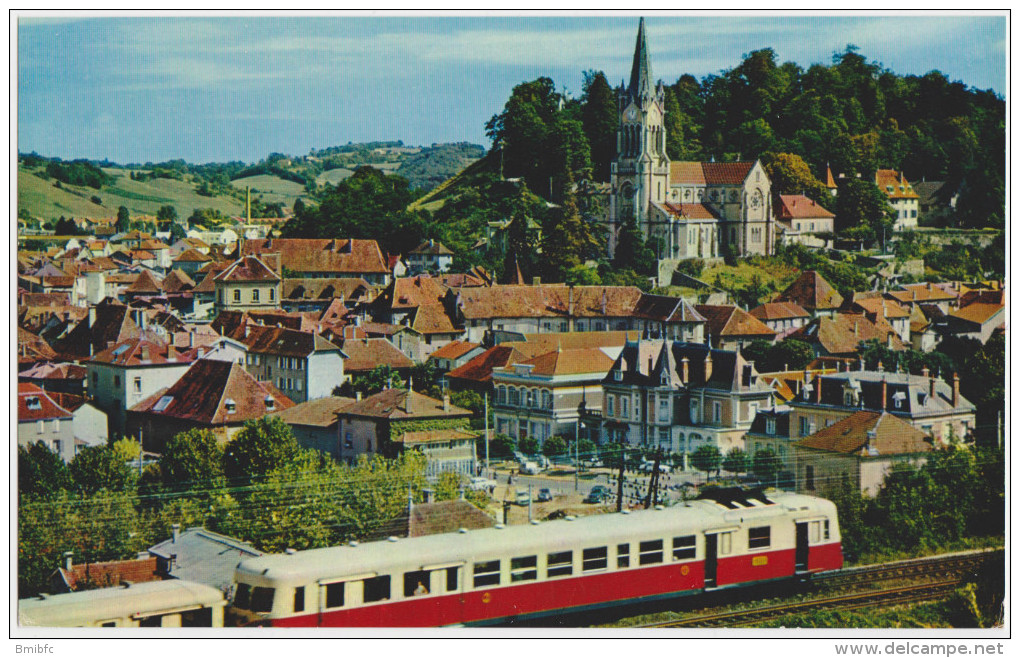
[250,586,275,613]
[473,560,501,588]
[748,526,771,550]
[672,535,696,561]
[325,582,344,609]
[582,547,608,572]
[233,583,251,609]
[510,556,538,582]
[617,543,630,568]
[547,551,573,578]
[363,576,391,603]
[639,540,663,565]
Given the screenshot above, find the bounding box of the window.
[473,560,501,588]
[293,586,305,612]
[446,567,459,592]
[269,287,275,301]
[639,540,663,565]
[252,289,260,302]
[250,586,275,613]
[799,417,810,436]
[823,520,830,540]
[748,526,771,550]
[606,394,615,417]
[114,376,121,388]
[805,465,815,490]
[526,389,535,408]
[672,536,696,561]
[133,376,141,393]
[621,397,629,419]
[765,417,776,435]
[719,531,733,555]
[546,551,573,578]
[324,582,344,609]
[53,440,62,454]
[52,419,60,433]
[363,575,390,603]
[497,386,507,404]
[542,390,552,409]
[509,388,520,406]
[659,398,670,422]
[712,401,722,423]
[617,544,630,568]
[510,556,538,582]
[37,420,44,434]
[658,428,669,446]
[582,547,608,572]
[233,289,241,303]
[404,570,431,596]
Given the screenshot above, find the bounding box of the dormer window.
[265,395,275,411]
[765,417,776,436]
[613,370,623,381]
[225,399,237,414]
[892,391,906,409]
[25,396,41,410]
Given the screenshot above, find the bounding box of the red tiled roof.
[240,238,388,275]
[452,285,643,320]
[777,270,844,311]
[447,345,524,384]
[270,396,358,428]
[513,347,615,377]
[848,297,910,320]
[659,202,719,220]
[241,324,342,357]
[777,195,835,220]
[749,301,810,321]
[17,327,57,362]
[395,428,478,445]
[125,270,163,294]
[18,384,73,421]
[173,248,212,263]
[90,338,196,367]
[132,360,294,425]
[162,269,196,293]
[19,362,86,381]
[386,275,448,311]
[409,304,458,335]
[428,340,481,361]
[797,411,932,456]
[949,302,1004,325]
[788,313,907,355]
[887,282,957,304]
[696,305,777,338]
[282,277,370,302]
[670,161,755,186]
[214,256,281,283]
[342,388,471,420]
[340,338,414,372]
[875,169,919,200]
[409,240,454,255]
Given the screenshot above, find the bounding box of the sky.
[17,13,1007,164]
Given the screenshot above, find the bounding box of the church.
[607,18,776,279]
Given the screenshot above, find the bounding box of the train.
[19,488,842,628]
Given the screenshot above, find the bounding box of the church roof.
[670,161,756,186]
[628,17,654,104]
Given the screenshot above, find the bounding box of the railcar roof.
[236,492,834,584]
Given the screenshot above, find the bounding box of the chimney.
[89,306,96,327]
[197,346,206,358]
[647,355,653,375]
[704,352,713,382]
[443,394,450,412]
[814,375,822,403]
[886,332,894,348]
[63,551,73,571]
[171,524,180,544]
[877,360,884,373]
[356,391,363,401]
[859,358,865,372]
[167,344,176,359]
[404,387,413,413]
[245,325,251,338]
[930,373,937,400]
[952,372,959,407]
[880,377,887,410]
[854,320,859,339]
[680,357,689,384]
[921,366,929,379]
[567,286,575,330]
[189,330,195,348]
[532,277,541,285]
[140,344,150,361]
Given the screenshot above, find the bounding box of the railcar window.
[325,582,344,609]
[672,536,696,560]
[446,567,459,592]
[139,615,162,627]
[719,532,732,555]
[824,520,830,540]
[582,547,608,572]
[617,544,630,568]
[810,522,821,544]
[473,560,501,588]
[233,583,251,610]
[250,586,275,613]
[639,540,664,565]
[510,556,538,582]
[100,621,116,628]
[363,576,391,603]
[293,586,305,613]
[748,526,771,549]
[404,570,431,597]
[181,608,213,627]
[547,551,573,578]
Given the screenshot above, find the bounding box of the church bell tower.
[608,17,670,258]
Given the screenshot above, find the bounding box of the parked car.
[591,485,612,496]
[468,476,498,491]
[583,490,605,504]
[520,461,540,476]
[515,489,531,506]
[536,488,553,502]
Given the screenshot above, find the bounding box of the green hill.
[229,174,307,208]
[18,165,243,222]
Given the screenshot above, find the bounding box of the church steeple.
[628,17,654,106]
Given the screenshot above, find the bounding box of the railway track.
[634,548,1001,629]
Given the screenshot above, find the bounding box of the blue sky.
[17,13,1006,164]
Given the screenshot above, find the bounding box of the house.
[18,362,87,396]
[695,304,776,350]
[844,296,911,343]
[18,383,75,462]
[48,392,109,451]
[373,275,448,326]
[406,239,454,274]
[600,341,772,456]
[943,302,1004,344]
[786,366,975,445]
[775,270,844,318]
[128,359,295,453]
[270,396,358,460]
[748,302,811,334]
[914,180,958,224]
[787,312,907,358]
[445,345,527,394]
[336,389,472,466]
[147,526,263,594]
[404,304,463,358]
[16,327,58,366]
[87,338,197,438]
[212,256,282,314]
[629,294,707,342]
[793,411,933,496]
[390,428,479,479]
[742,404,796,483]
[428,341,485,373]
[775,194,835,248]
[875,169,919,230]
[360,321,427,363]
[55,303,141,361]
[51,555,161,593]
[340,337,414,379]
[280,277,372,313]
[492,346,620,445]
[239,324,347,404]
[886,282,959,313]
[239,238,390,285]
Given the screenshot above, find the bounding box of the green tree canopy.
[69,445,135,496]
[835,177,895,246]
[581,70,617,182]
[222,417,305,483]
[723,447,750,475]
[542,435,568,458]
[691,444,722,479]
[518,435,540,456]
[116,205,130,233]
[18,443,72,499]
[751,449,781,483]
[160,428,225,490]
[156,204,178,229]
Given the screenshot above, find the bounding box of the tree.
[156,205,178,230]
[169,221,187,242]
[160,428,225,490]
[116,205,130,233]
[518,435,540,456]
[223,417,305,483]
[752,449,781,484]
[542,435,567,458]
[69,446,135,496]
[581,71,617,182]
[575,438,597,460]
[540,168,599,281]
[613,216,656,275]
[722,447,750,475]
[744,338,816,373]
[835,178,895,246]
[341,365,403,398]
[488,434,516,459]
[18,443,72,498]
[691,445,722,480]
[760,152,831,204]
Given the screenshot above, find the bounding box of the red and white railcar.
[229,490,842,627]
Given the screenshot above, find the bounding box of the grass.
[229,174,306,207]
[701,258,802,295]
[18,165,243,222]
[315,168,355,186]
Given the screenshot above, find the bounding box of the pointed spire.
[628,17,654,105]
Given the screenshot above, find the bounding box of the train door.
[704,534,718,588]
[795,522,809,572]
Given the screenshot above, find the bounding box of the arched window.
[509,387,520,406]
[542,390,552,409]
[497,385,507,404]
